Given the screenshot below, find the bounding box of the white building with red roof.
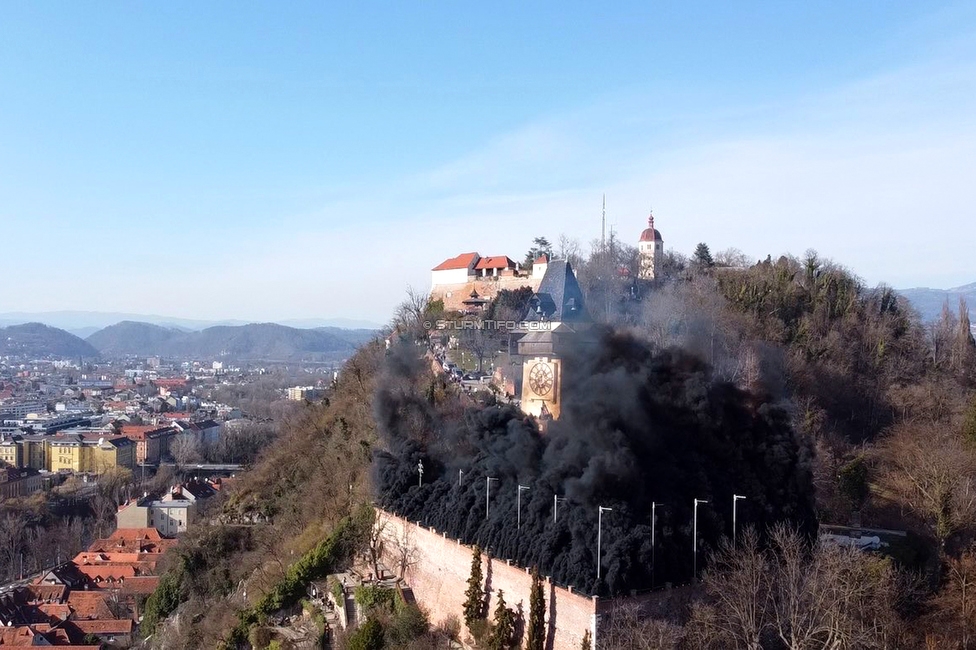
[430,251,543,312]
[430,252,481,286]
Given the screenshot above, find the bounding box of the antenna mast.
[601,194,606,250]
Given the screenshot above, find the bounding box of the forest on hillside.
[141,237,976,649]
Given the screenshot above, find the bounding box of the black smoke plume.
[373,329,815,595]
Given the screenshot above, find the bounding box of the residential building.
[115,480,216,536]
[48,435,135,474]
[0,468,45,499]
[121,425,173,464]
[0,435,23,467]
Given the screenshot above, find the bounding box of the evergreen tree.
[580,629,592,649]
[524,236,553,269]
[462,545,485,626]
[693,242,714,268]
[487,590,516,650]
[526,568,546,650]
[955,298,976,375]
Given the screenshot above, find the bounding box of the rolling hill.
[898,282,976,323]
[0,323,100,359]
[86,321,377,361]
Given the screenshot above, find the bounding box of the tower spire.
[648,209,654,231]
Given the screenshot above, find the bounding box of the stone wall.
[377,510,597,650]
[430,276,542,313]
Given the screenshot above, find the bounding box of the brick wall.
[378,510,597,650]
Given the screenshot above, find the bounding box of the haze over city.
[2,1,975,324]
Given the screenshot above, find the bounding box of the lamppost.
[486,477,498,519]
[733,494,747,547]
[693,498,708,580]
[597,506,613,581]
[517,485,530,530]
[553,495,567,523]
[651,501,661,589]
[417,459,424,487]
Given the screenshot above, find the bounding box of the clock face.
[528,362,554,396]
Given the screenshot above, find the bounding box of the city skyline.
[2,2,975,323]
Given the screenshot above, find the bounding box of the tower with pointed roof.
[638,212,664,280]
[516,260,594,421]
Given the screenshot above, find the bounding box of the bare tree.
[171,432,202,469]
[392,286,433,337]
[877,422,976,553]
[933,548,976,648]
[366,516,388,580]
[0,514,29,581]
[383,519,419,580]
[689,529,771,649]
[556,235,583,267]
[599,602,683,649]
[687,525,907,650]
[715,247,751,268]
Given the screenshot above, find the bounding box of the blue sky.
[2,1,974,323]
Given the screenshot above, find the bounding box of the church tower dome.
[638,212,664,280]
[639,213,663,242]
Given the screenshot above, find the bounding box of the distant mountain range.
[0,311,384,336]
[85,321,377,360]
[0,320,378,361]
[897,282,976,323]
[0,323,100,359]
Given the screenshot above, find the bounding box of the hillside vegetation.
[0,322,99,358]
[86,320,376,360]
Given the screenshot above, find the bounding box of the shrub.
[385,602,430,645]
[348,618,385,650]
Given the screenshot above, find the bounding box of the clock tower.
[516,259,593,421]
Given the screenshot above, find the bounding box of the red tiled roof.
[0,626,39,646]
[120,576,160,594]
[535,253,550,264]
[474,256,516,270]
[35,603,71,623]
[66,592,115,620]
[107,527,165,542]
[432,252,479,271]
[70,618,134,635]
[75,564,138,582]
[24,584,67,603]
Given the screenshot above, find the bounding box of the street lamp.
[553,495,567,523]
[733,494,747,547]
[651,501,661,589]
[517,485,530,530]
[693,498,708,580]
[417,459,424,487]
[597,506,613,581]
[486,477,498,519]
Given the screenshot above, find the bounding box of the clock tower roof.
[522,260,591,323]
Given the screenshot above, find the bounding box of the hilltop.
[142,249,976,648]
[0,322,99,359]
[86,321,377,361]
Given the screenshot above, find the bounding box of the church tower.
[638,212,663,280]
